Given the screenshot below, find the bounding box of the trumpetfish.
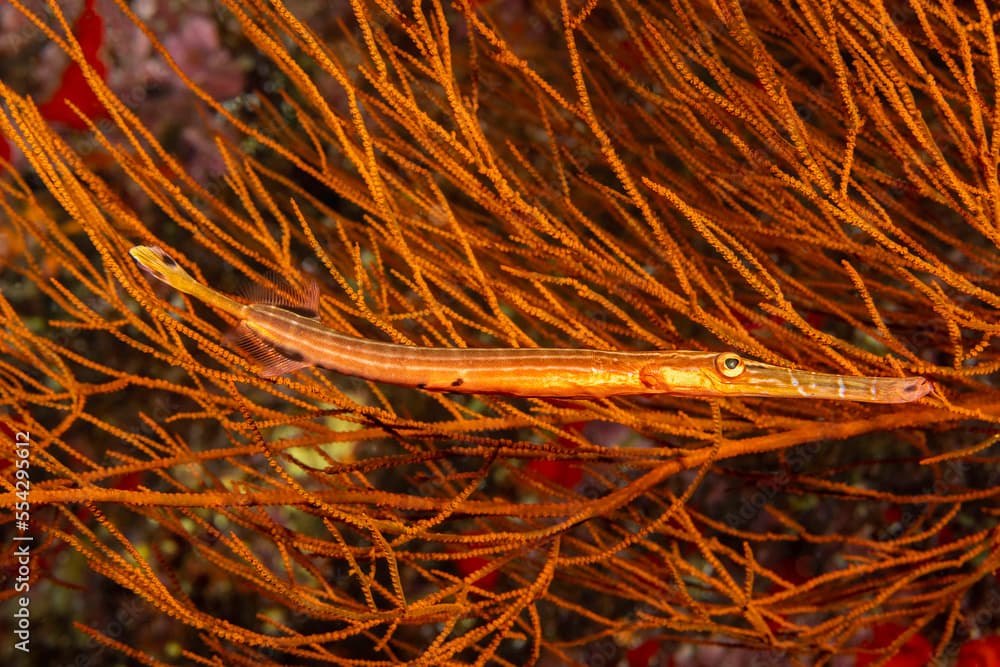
[129,246,932,403]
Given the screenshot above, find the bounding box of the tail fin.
[130,245,193,285]
[129,245,247,318]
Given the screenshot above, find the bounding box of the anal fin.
[228,322,311,377]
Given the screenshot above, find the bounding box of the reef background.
[0,0,998,664]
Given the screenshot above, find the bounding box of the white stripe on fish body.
[787,368,808,396]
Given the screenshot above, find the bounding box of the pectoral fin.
[228,322,311,377]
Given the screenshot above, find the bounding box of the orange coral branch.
[1,0,998,663]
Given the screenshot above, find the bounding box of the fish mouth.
[896,376,933,401]
[739,362,932,403]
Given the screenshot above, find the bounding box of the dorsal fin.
[228,322,311,377]
[241,274,320,318]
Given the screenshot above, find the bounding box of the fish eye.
[716,353,745,378]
